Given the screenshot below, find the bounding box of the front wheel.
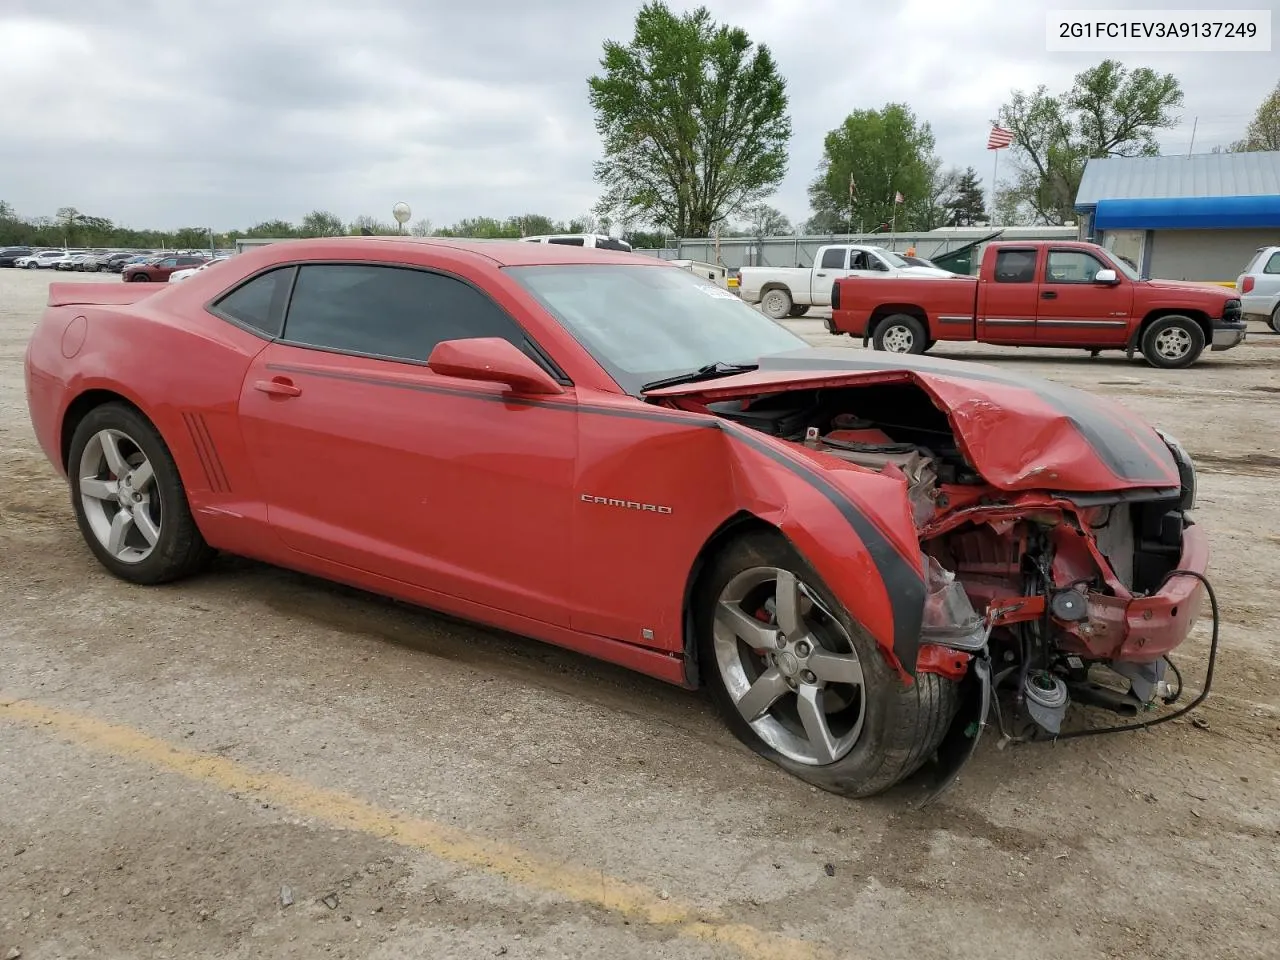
[872,314,929,354]
[760,287,793,320]
[1140,315,1205,369]
[130,273,150,282]
[787,305,810,318]
[67,402,215,584]
[697,531,958,797]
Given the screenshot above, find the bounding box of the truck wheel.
[1269,305,1280,333]
[697,530,958,798]
[873,314,928,354]
[787,305,810,318]
[1140,315,1205,369]
[761,288,793,320]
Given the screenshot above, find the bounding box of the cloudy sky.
[0,0,1271,232]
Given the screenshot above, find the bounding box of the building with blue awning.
[1075,151,1280,284]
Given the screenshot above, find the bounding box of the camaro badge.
[580,493,673,515]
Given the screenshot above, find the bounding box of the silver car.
[1235,246,1280,332]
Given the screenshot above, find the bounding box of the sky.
[0,0,1273,233]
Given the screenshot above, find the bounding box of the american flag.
[894,191,904,203]
[987,125,1013,150]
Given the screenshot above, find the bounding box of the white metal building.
[1075,151,1280,284]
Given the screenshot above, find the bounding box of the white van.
[521,234,633,252]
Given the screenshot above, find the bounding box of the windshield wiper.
[641,361,758,392]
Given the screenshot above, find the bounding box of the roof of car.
[244,236,660,268]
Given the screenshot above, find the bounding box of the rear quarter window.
[1264,252,1280,274]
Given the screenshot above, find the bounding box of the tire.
[760,287,793,320]
[1269,306,1280,334]
[696,531,958,798]
[26,261,37,269]
[787,305,810,318]
[67,402,214,585]
[130,273,150,282]
[872,314,929,354]
[1140,315,1205,369]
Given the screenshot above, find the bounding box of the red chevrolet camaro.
[24,238,1214,798]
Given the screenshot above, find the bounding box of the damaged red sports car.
[24,238,1217,798]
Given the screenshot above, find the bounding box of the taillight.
[1242,276,1255,293]
[831,280,841,311]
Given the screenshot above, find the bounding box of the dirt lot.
[1,268,1277,960]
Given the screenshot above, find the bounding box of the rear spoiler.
[47,282,163,308]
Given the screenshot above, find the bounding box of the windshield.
[870,247,908,268]
[1105,250,1142,281]
[506,264,805,395]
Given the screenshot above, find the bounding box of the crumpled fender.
[716,421,926,680]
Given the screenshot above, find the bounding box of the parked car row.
[1,246,221,275]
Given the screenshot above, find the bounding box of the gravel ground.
[1,268,1278,960]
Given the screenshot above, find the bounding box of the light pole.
[392,202,411,236]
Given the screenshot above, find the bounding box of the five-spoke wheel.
[697,531,958,797]
[713,566,866,766]
[68,402,214,584]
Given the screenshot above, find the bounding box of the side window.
[1045,249,1106,283]
[820,247,846,269]
[161,258,178,268]
[1264,252,1280,274]
[548,237,585,246]
[281,264,536,364]
[210,266,294,338]
[993,250,1036,283]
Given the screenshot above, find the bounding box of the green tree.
[1231,80,1280,151]
[807,103,937,234]
[587,1,790,236]
[349,214,397,235]
[740,202,792,237]
[300,210,345,237]
[997,59,1183,224]
[245,219,298,238]
[945,167,987,226]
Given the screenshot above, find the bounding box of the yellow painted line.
[1,696,828,960]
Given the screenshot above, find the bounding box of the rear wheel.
[760,287,793,320]
[1140,315,1204,369]
[872,314,929,354]
[697,531,958,797]
[67,403,214,584]
[1270,305,1280,334]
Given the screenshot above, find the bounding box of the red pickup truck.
[828,240,1247,369]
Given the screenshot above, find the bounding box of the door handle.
[815,272,827,277]
[254,377,302,397]
[1041,290,1058,299]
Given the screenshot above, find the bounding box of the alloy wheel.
[1154,326,1192,361]
[77,428,162,563]
[712,566,866,766]
[882,324,915,352]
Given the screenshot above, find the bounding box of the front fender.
[718,423,926,680]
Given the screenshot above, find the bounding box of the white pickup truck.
[737,243,953,319]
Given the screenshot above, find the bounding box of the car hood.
[897,266,955,278]
[1140,278,1234,298]
[645,348,1181,493]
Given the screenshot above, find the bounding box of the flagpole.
[991,147,999,227]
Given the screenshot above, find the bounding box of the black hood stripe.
[755,349,1175,485]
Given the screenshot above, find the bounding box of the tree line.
[5,2,1277,247]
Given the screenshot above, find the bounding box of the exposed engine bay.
[701,380,1218,790]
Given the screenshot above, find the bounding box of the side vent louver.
[182,412,231,493]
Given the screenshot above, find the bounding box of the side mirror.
[427,337,565,395]
[1094,269,1118,284]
